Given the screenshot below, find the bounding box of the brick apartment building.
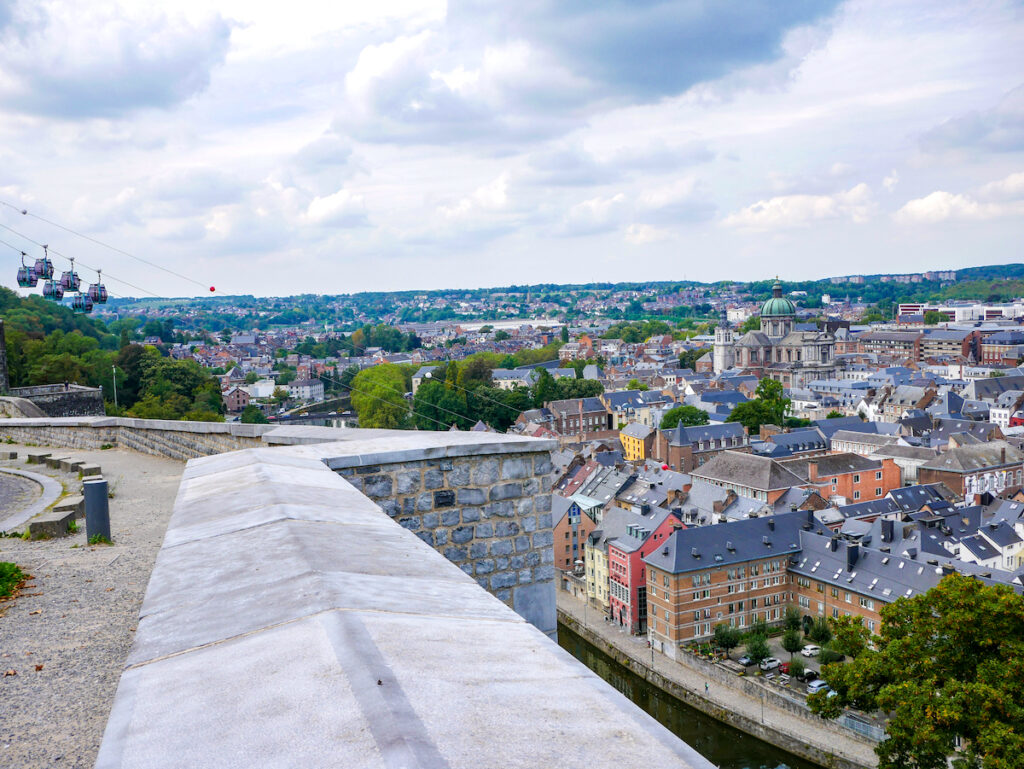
[654,423,751,473]
[858,331,922,361]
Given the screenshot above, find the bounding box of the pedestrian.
[704,681,709,695]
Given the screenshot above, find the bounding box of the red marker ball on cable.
[209,286,216,292]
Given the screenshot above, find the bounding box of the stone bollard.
[83,477,111,542]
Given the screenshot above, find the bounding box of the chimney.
[881,518,894,543]
[807,461,818,482]
[846,542,859,571]
[906,547,917,560]
[829,537,839,552]
[1001,447,1006,464]
[691,547,700,558]
[941,563,955,576]
[767,517,775,531]
[806,508,815,525]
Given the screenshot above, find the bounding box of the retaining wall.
[9,384,105,417]
[559,610,875,769]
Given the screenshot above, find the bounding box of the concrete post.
[83,477,111,541]
[0,319,9,395]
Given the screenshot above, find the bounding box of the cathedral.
[714,280,837,387]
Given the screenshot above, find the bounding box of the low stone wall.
[10,385,105,417]
[335,450,555,632]
[0,417,277,459]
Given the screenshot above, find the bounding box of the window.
[859,597,874,610]
[875,488,882,496]
[854,491,861,500]
[565,532,570,539]
[875,471,882,480]
[853,474,861,483]
[664,575,669,587]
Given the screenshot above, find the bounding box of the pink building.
[607,507,684,634]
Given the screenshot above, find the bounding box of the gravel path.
[0,471,41,518]
[0,445,183,769]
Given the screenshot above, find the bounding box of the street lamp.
[111,365,118,409]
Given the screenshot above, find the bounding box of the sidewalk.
[557,591,878,769]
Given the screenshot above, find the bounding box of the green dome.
[760,280,796,317]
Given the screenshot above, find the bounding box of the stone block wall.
[9,385,105,416]
[335,450,557,634]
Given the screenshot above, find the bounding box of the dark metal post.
[83,478,110,541]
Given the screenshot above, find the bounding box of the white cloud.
[625,224,671,245]
[561,193,629,237]
[723,183,874,229]
[883,170,899,192]
[894,190,1024,224]
[978,170,1024,201]
[438,173,510,220]
[305,189,368,227]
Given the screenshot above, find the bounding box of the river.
[558,623,819,769]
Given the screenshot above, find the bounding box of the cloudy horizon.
[0,0,1022,298]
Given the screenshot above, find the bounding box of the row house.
[779,453,902,504]
[858,331,922,361]
[829,429,899,456]
[918,440,1024,499]
[919,328,979,360]
[607,507,684,633]
[653,422,750,473]
[546,397,613,437]
[980,330,1024,365]
[620,423,656,461]
[552,496,599,572]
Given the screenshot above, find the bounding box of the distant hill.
[953,263,1024,282]
[0,287,111,340]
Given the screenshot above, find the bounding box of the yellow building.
[585,532,610,612]
[620,422,654,462]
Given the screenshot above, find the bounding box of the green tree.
[532,368,559,407]
[781,627,804,660]
[660,405,710,429]
[494,329,510,341]
[738,315,760,334]
[349,364,411,428]
[828,615,872,659]
[788,657,806,679]
[726,378,790,433]
[784,606,802,632]
[924,310,947,325]
[560,326,570,343]
[807,616,833,645]
[746,634,771,664]
[825,410,845,419]
[809,574,1024,769]
[240,404,269,424]
[627,378,649,391]
[678,347,707,370]
[713,623,742,659]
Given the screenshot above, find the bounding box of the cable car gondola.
[72,292,93,313]
[87,269,108,304]
[16,252,37,287]
[59,257,81,292]
[33,245,54,280]
[42,279,64,301]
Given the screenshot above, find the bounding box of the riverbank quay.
[557,591,879,769]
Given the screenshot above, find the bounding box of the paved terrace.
[75,427,718,769]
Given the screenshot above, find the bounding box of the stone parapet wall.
[336,450,556,632]
[95,435,713,769]
[9,385,105,417]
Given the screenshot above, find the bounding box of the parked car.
[778,661,790,674]
[801,644,821,657]
[796,669,819,683]
[737,655,753,666]
[759,657,781,671]
[807,679,830,695]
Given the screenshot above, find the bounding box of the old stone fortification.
[7,384,106,417]
[335,451,555,631]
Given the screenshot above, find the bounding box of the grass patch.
[88,534,112,545]
[0,562,27,598]
[67,519,79,534]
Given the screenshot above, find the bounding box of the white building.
[287,379,325,402]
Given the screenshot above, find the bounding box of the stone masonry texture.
[336,451,555,629]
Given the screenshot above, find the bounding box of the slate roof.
[769,429,827,453]
[621,422,654,439]
[830,430,897,448]
[920,440,1023,473]
[960,534,1000,562]
[692,451,806,491]
[813,416,877,440]
[590,505,678,555]
[643,510,824,574]
[888,483,958,511]
[780,453,881,482]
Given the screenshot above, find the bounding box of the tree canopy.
[725,378,790,433]
[660,405,709,429]
[809,573,1024,769]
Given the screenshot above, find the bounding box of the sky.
[0,0,1022,299]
